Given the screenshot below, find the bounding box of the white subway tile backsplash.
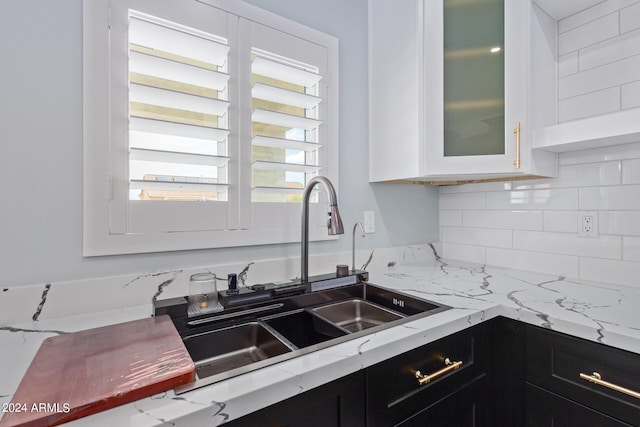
[600,211,640,235]
[621,81,640,108]
[580,185,640,209]
[558,87,620,122]
[544,211,580,233]
[559,12,619,55]
[559,141,640,165]
[441,242,486,265]
[513,231,622,259]
[555,1,640,131]
[624,236,640,261]
[622,158,640,183]
[439,142,640,284]
[559,52,579,77]
[564,160,623,186]
[441,226,512,249]
[463,210,543,231]
[517,161,621,189]
[440,210,463,227]
[440,192,485,209]
[559,54,640,100]
[486,248,580,277]
[486,188,579,210]
[559,0,640,33]
[579,29,640,71]
[509,177,554,190]
[439,181,511,194]
[579,257,640,288]
[621,2,640,32]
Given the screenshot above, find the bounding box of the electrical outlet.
[364,211,375,234]
[578,211,598,237]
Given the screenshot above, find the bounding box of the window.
[83,0,338,255]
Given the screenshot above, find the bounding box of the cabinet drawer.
[366,323,488,427]
[526,383,635,427]
[526,325,640,426]
[396,376,489,427]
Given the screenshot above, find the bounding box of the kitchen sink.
[311,299,404,333]
[156,279,450,393]
[262,309,348,348]
[183,322,294,379]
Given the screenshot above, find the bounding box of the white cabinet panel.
[369,0,557,184]
[368,0,422,182]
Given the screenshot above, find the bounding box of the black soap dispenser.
[227,273,239,296]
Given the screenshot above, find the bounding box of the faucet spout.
[352,222,365,272]
[301,176,344,284]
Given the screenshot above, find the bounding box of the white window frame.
[83,0,339,256]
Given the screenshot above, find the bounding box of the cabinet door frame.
[423,0,528,177]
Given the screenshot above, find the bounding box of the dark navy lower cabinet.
[222,318,640,427]
[526,383,635,427]
[393,375,489,427]
[525,324,640,427]
[366,321,492,427]
[223,370,366,427]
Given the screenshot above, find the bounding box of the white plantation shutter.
[83,0,338,255]
[126,10,232,233]
[244,18,337,244]
[251,55,324,201]
[248,22,329,207]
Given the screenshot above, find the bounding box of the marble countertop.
[2,248,639,426]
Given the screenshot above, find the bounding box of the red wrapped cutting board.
[0,315,195,427]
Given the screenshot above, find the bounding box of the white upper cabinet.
[369,0,557,183]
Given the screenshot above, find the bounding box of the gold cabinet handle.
[415,358,463,386]
[513,121,521,169]
[579,372,640,400]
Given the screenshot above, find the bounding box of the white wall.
[558,1,640,122]
[0,0,439,287]
[440,141,640,289]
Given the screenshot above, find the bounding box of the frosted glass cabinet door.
[443,0,504,157]
[424,0,527,176]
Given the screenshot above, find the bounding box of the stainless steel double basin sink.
[170,282,449,393]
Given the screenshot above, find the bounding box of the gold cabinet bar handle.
[513,121,521,169]
[415,358,463,386]
[579,372,640,400]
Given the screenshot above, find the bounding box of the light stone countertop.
[1,246,639,426]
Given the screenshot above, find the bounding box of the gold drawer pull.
[579,372,640,400]
[415,358,463,386]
